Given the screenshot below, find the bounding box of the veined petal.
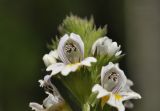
[92,84,110,98]
[101,62,114,82]
[46,63,65,76]
[108,42,120,56]
[70,33,84,56]
[58,34,70,64]
[81,57,97,66]
[120,91,141,101]
[107,93,125,111]
[29,102,44,111]
[58,33,84,64]
[61,63,80,76]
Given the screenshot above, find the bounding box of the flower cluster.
[29,16,141,111]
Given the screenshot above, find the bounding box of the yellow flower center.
[114,93,122,100]
[101,93,122,109]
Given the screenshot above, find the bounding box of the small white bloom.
[47,33,97,76]
[29,76,64,111]
[92,37,121,57]
[43,50,58,67]
[92,62,141,111]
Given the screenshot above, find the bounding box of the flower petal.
[92,84,110,98]
[50,50,59,59]
[38,75,51,87]
[58,33,84,64]
[120,79,134,92]
[115,51,122,57]
[38,75,63,98]
[43,52,57,67]
[81,57,97,66]
[70,33,84,56]
[29,102,44,111]
[61,63,80,76]
[108,42,120,56]
[120,91,141,101]
[107,93,125,111]
[101,62,114,82]
[91,37,108,55]
[46,63,65,76]
[58,34,70,64]
[43,92,60,108]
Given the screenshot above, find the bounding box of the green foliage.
[59,68,93,105]
[47,36,59,50]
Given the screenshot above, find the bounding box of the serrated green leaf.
[58,14,107,56]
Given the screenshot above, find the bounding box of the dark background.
[0,0,160,111]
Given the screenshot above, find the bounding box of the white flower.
[92,62,141,111]
[47,33,97,76]
[29,75,64,111]
[43,50,58,67]
[92,37,122,57]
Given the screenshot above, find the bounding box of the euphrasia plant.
[29,15,141,111]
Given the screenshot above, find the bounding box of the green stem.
[60,78,82,107]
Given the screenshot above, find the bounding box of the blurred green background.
[0,0,159,111]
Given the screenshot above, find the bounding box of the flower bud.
[92,37,121,57]
[43,50,58,67]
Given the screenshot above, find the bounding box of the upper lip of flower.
[58,33,84,64]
